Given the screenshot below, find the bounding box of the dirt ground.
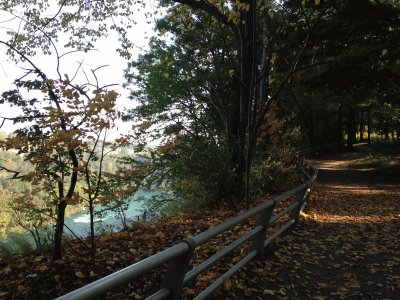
[219,143,400,299]
[1,143,398,299]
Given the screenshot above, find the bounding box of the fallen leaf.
[263,289,275,296]
[75,271,85,279]
[39,265,49,272]
[223,278,232,290]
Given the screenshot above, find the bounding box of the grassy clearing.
[351,142,399,169]
[351,153,399,169]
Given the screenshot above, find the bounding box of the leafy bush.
[250,145,300,200]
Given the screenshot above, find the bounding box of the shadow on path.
[217,143,400,300]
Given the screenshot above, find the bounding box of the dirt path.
[1,144,398,300]
[221,144,400,299]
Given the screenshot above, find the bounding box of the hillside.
[1,143,399,299]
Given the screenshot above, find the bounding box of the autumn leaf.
[0,291,9,297]
[75,271,85,279]
[263,289,275,296]
[312,296,326,300]
[39,265,49,272]
[223,277,232,290]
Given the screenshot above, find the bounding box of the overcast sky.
[0,4,158,139]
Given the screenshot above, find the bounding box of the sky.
[0,2,159,139]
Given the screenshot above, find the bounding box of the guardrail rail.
[57,164,318,300]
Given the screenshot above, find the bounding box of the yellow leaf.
[75,271,85,279]
[312,296,326,300]
[34,256,43,262]
[39,265,49,272]
[0,291,9,297]
[382,49,388,56]
[263,289,275,296]
[223,277,232,290]
[315,0,320,5]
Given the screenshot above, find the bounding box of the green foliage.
[125,9,240,208]
[350,149,400,169]
[0,0,140,60]
[156,138,235,212]
[282,0,400,148]
[0,234,34,262]
[251,143,300,200]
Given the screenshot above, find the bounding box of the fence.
[57,165,317,300]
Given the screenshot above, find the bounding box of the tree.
[0,1,150,259]
[280,0,400,148]
[127,0,329,208]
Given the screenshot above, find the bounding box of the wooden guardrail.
[57,164,318,300]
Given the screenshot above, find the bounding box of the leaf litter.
[0,145,399,299]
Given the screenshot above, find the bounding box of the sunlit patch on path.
[213,144,400,300]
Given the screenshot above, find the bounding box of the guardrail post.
[251,202,276,259]
[290,187,309,225]
[161,238,196,300]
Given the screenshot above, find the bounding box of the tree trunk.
[346,107,356,149]
[53,201,67,259]
[338,103,343,143]
[384,122,389,140]
[367,108,371,144]
[89,199,96,266]
[359,111,365,142]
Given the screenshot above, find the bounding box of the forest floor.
[0,142,399,299]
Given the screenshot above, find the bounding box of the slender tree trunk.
[53,201,67,259]
[346,107,356,149]
[367,108,371,144]
[359,111,365,142]
[338,103,343,143]
[384,122,389,140]
[89,199,96,266]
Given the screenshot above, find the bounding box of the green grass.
[0,234,35,262]
[351,152,399,169]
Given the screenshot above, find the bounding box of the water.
[0,191,158,254]
[63,191,156,237]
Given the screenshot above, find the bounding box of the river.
[0,191,158,255]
